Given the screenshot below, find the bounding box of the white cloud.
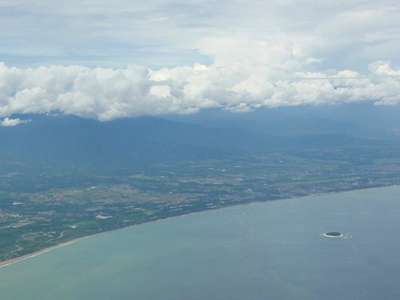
[1,0,400,69]
[1,61,400,121]
[1,1,399,120]
[0,117,30,127]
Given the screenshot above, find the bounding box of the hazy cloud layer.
[1,1,400,69]
[1,61,400,121]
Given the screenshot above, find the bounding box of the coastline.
[0,216,179,269]
[0,184,396,269]
[0,240,78,269]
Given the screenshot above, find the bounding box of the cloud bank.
[1,61,400,121]
[1,1,400,69]
[1,1,400,122]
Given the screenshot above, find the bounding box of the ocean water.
[1,186,400,300]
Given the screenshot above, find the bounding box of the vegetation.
[1,147,400,261]
[325,232,342,237]
[1,107,400,261]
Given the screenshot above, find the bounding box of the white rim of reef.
[323,232,344,238]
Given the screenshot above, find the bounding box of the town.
[1,145,400,262]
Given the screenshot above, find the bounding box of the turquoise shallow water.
[1,186,400,300]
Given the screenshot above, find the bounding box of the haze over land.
[1,104,400,261]
[1,0,400,264]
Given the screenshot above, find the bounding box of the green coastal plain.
[1,108,400,263]
[1,145,400,262]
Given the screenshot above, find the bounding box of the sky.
[1,0,400,123]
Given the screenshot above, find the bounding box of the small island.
[324,231,343,238]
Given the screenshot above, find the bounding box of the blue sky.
[1,0,400,123]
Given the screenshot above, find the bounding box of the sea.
[1,185,400,300]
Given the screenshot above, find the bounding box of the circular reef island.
[323,231,344,238]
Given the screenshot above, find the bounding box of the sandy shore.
[0,240,79,268]
[0,217,176,269]
[323,233,344,238]
[0,184,391,268]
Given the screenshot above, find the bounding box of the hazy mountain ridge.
[163,103,400,138]
[0,103,399,177]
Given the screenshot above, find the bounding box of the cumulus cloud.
[1,0,399,121]
[0,117,30,127]
[1,60,400,121]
